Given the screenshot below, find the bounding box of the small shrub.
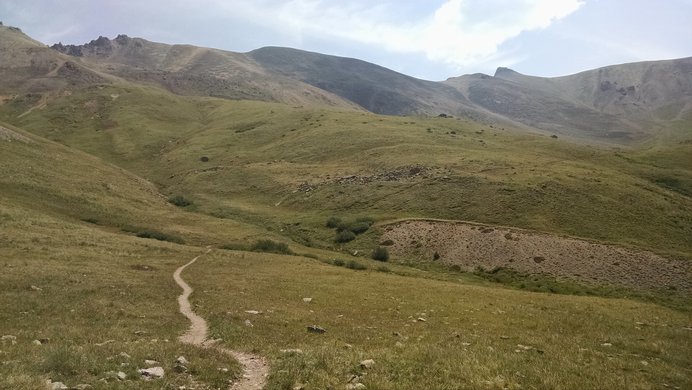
[250,239,293,255]
[433,251,440,261]
[135,230,184,244]
[331,217,376,239]
[334,230,356,243]
[220,243,249,251]
[301,253,319,259]
[346,260,367,270]
[376,265,391,273]
[371,246,389,261]
[348,222,371,235]
[200,156,209,162]
[380,239,394,246]
[332,259,346,267]
[168,195,192,207]
[335,221,351,232]
[41,345,83,377]
[325,216,342,228]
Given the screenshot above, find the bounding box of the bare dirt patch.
[382,220,692,293]
[0,126,32,143]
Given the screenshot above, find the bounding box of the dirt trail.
[174,249,269,389]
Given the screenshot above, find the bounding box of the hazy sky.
[2,0,691,80]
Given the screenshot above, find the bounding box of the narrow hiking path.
[174,249,269,389]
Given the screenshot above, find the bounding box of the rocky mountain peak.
[52,35,118,57]
[493,67,521,79]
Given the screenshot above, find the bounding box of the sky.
[2,0,691,81]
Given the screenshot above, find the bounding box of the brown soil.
[174,249,269,389]
[381,220,692,293]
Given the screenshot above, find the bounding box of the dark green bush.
[348,222,371,235]
[325,216,342,228]
[168,195,192,207]
[346,260,367,270]
[135,230,184,244]
[335,221,351,232]
[250,239,293,254]
[332,259,345,267]
[371,246,389,261]
[334,230,356,243]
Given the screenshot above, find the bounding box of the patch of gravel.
[382,220,692,293]
[0,126,32,143]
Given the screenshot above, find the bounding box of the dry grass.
[0,204,242,389]
[187,251,692,390]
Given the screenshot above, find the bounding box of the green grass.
[0,203,243,389]
[187,251,692,390]
[0,81,690,389]
[470,266,690,312]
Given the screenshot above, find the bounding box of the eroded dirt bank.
[381,220,692,293]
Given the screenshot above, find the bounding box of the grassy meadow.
[0,82,690,389]
[189,251,692,390]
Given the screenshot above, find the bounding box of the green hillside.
[1,25,690,390]
[2,84,690,257]
[1,122,690,389]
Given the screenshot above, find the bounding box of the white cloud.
[256,0,584,70]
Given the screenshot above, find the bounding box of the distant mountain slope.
[248,46,477,116]
[444,72,627,140]
[50,35,360,109]
[445,58,692,141]
[546,58,692,119]
[3,25,691,144]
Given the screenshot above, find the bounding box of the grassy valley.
[2,84,690,256]
[0,25,690,390]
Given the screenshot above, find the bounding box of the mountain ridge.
[3,25,691,144]
[48,31,361,110]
